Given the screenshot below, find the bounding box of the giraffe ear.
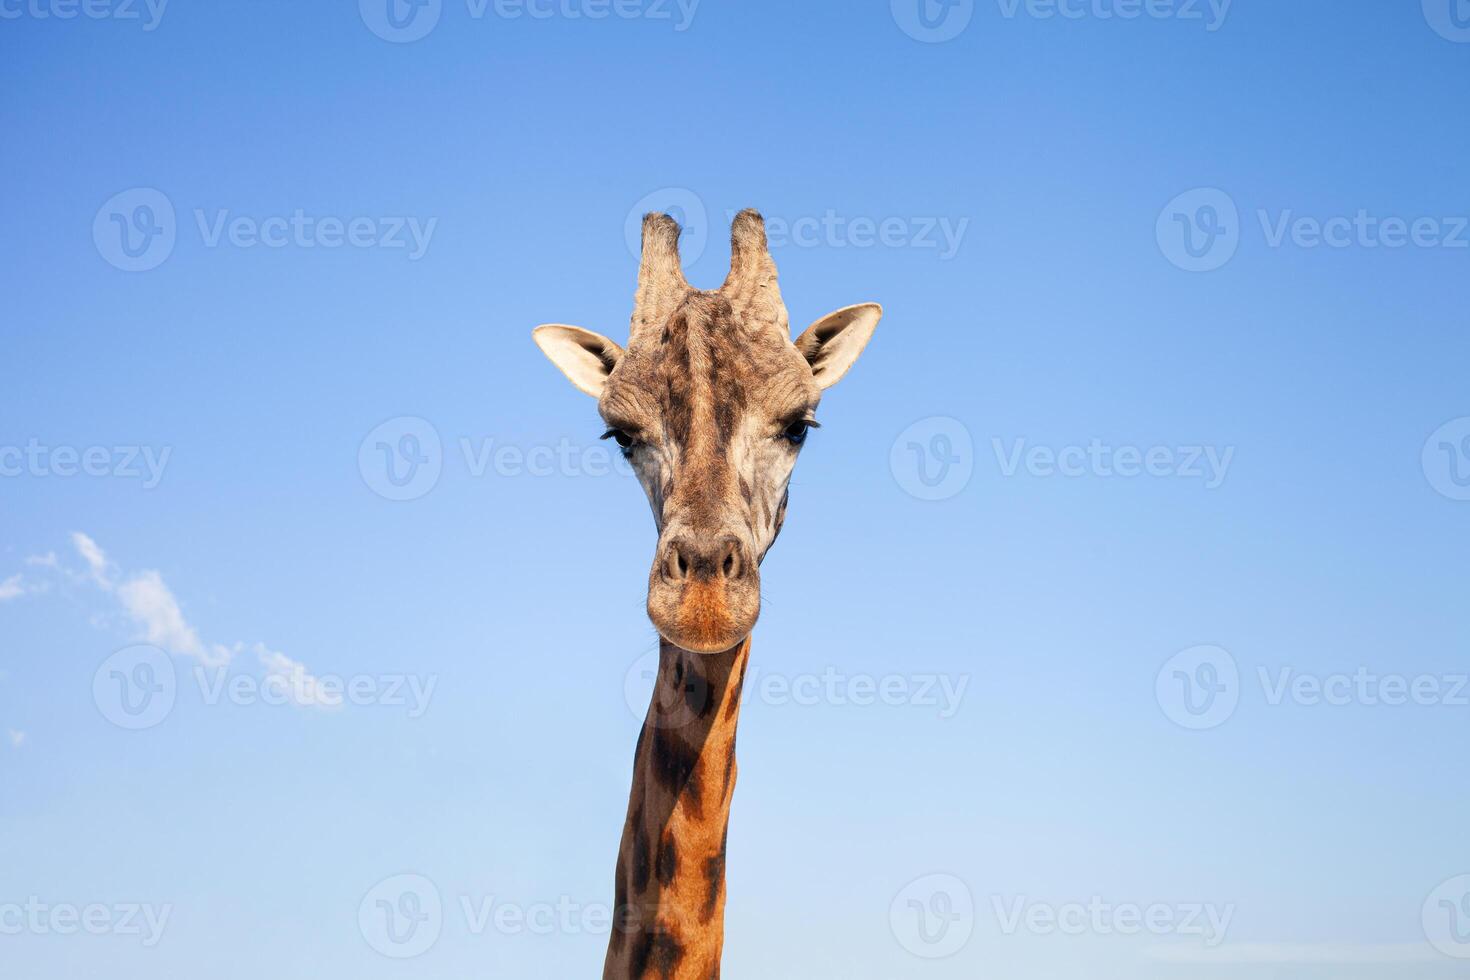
[532,325,624,398]
[793,303,881,390]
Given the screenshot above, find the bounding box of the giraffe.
[532,209,881,978]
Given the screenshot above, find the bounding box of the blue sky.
[2,0,1469,976]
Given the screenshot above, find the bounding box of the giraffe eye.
[781,421,812,446]
[601,428,636,456]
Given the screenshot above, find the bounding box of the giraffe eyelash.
[780,418,819,446]
[601,428,636,458]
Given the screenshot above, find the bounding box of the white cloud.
[0,575,23,602]
[256,645,339,711]
[28,533,333,712]
[7,730,26,749]
[71,532,112,587]
[62,533,232,667]
[115,570,232,668]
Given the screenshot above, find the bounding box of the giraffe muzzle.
[647,532,761,654]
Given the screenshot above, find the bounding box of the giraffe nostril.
[719,537,745,581]
[663,542,689,582]
[662,535,749,584]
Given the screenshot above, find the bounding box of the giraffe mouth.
[645,529,761,653]
[647,573,761,654]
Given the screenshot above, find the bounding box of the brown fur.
[602,284,818,654]
[599,215,811,976]
[605,639,749,979]
[534,211,879,979]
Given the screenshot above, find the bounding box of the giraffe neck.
[604,637,750,980]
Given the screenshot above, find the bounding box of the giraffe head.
[533,210,880,653]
